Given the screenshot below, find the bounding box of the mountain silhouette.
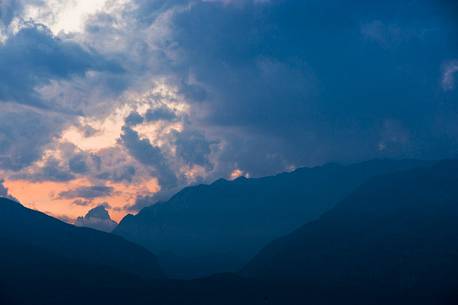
[75,204,118,232]
[114,159,429,278]
[242,160,458,304]
[0,198,164,281]
[2,160,458,305]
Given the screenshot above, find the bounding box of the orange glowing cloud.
[4,177,160,223]
[229,169,248,180]
[2,83,203,224]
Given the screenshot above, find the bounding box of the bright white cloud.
[23,0,110,34]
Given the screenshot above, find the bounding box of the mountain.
[75,205,118,232]
[2,159,458,305]
[114,159,429,278]
[242,160,458,304]
[0,198,164,280]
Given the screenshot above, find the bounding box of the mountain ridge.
[241,159,458,303]
[114,158,432,278]
[0,197,164,280]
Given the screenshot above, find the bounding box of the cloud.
[139,0,457,168]
[144,106,177,122]
[75,204,117,232]
[0,23,121,110]
[68,154,89,174]
[127,194,156,212]
[58,185,114,199]
[173,130,215,169]
[94,154,138,183]
[1,0,458,221]
[119,125,177,189]
[23,0,110,35]
[442,60,458,91]
[27,157,75,182]
[95,165,137,183]
[125,111,144,126]
[0,179,18,201]
[0,0,44,27]
[201,0,271,7]
[72,199,91,206]
[0,106,65,171]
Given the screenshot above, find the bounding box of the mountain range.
[114,159,430,278]
[2,159,458,305]
[0,198,164,281]
[243,159,458,304]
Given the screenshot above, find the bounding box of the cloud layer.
[0,24,120,109]
[0,0,457,221]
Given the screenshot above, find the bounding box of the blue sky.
[0,0,457,221]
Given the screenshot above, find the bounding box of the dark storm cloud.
[132,0,458,173]
[0,107,64,171]
[125,111,144,126]
[96,165,137,183]
[0,24,122,109]
[126,104,179,132]
[0,0,43,27]
[144,106,177,122]
[0,20,126,178]
[119,126,177,188]
[68,154,89,174]
[2,0,457,195]
[173,130,215,169]
[30,157,75,182]
[58,185,114,200]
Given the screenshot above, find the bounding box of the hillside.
[243,160,458,303]
[0,198,164,280]
[114,159,429,278]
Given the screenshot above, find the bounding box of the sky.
[0,0,457,223]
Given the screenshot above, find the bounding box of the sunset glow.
[1,0,457,227]
[5,177,159,222]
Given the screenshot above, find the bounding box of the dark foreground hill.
[0,198,164,281]
[243,160,458,304]
[114,159,428,278]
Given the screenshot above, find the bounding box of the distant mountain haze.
[114,159,431,278]
[0,198,164,280]
[242,160,458,303]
